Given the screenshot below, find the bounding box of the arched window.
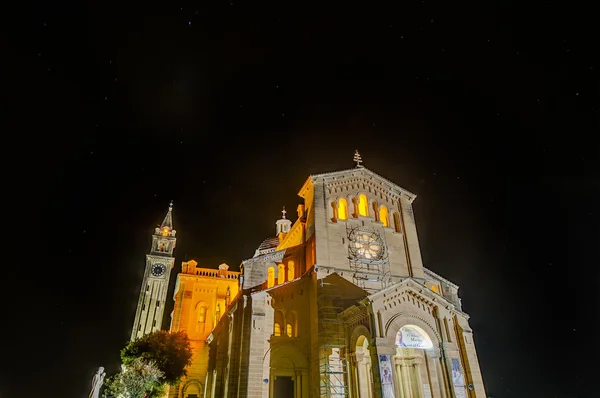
[267,267,275,288]
[278,263,286,285]
[393,212,401,233]
[287,260,295,281]
[351,197,359,218]
[358,194,369,217]
[372,201,379,221]
[274,310,285,337]
[380,205,390,227]
[286,311,297,337]
[198,306,206,323]
[396,325,433,349]
[338,198,348,220]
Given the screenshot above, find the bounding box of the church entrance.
[273,376,294,397]
[392,325,435,398]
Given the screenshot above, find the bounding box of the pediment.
[299,167,416,203]
[364,278,456,311]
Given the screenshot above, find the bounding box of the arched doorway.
[355,335,374,398]
[182,379,204,398]
[269,347,309,398]
[393,325,433,398]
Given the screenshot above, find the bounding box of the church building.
[132,152,487,398]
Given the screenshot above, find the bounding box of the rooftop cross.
[281,206,287,219]
[353,150,363,167]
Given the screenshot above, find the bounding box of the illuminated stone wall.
[185,166,487,397]
[168,260,240,398]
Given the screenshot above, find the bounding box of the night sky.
[7,1,598,397]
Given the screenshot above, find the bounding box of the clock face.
[151,263,166,277]
[349,229,384,260]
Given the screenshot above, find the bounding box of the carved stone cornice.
[299,167,417,203]
[243,249,285,264]
[423,267,459,289]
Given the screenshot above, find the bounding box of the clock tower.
[131,201,177,341]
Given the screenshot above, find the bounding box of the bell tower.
[131,201,177,341]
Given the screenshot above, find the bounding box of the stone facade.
[168,260,241,398]
[152,164,486,398]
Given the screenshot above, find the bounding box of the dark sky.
[7,1,598,397]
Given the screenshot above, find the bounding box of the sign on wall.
[395,325,433,349]
[378,354,395,398]
[451,358,467,398]
[422,383,432,398]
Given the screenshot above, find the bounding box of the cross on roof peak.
[281,206,287,219]
[353,150,363,167]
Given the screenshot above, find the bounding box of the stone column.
[295,370,302,398]
[413,360,425,398]
[425,348,443,398]
[356,352,369,398]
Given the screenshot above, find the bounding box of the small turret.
[276,207,292,236]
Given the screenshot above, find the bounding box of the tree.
[103,357,164,398]
[120,330,193,385]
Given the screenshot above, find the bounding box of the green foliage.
[103,357,164,398]
[120,330,193,385]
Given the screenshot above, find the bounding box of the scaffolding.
[346,225,390,293]
[318,279,349,398]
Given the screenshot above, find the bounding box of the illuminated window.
[393,212,401,233]
[331,202,337,221]
[358,194,369,216]
[351,197,359,218]
[267,267,275,288]
[274,310,285,336]
[278,263,286,284]
[338,198,348,220]
[198,306,206,323]
[431,285,439,294]
[380,205,389,227]
[286,311,297,337]
[372,201,379,221]
[287,261,295,280]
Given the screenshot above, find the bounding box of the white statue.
[89,366,106,398]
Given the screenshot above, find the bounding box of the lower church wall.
[168,340,209,398]
[204,278,486,398]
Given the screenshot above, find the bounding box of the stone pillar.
[295,369,302,398]
[454,319,487,398]
[356,352,369,398]
[414,360,425,398]
[425,348,443,398]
